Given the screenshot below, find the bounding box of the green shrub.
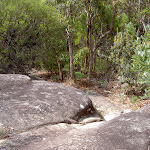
[110,22,136,82]
[74,47,90,71]
[131,95,139,103]
[0,0,66,74]
[75,72,87,79]
[111,23,150,97]
[132,25,150,97]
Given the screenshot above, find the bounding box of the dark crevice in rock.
[73,100,99,121]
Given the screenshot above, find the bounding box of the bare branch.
[94,0,116,51]
[141,16,147,32]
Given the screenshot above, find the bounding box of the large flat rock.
[137,102,150,115]
[0,112,150,150]
[88,93,122,116]
[1,74,150,150]
[88,92,127,121]
[0,74,95,132]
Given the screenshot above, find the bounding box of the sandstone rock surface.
[88,92,124,121]
[0,74,96,132]
[137,102,150,115]
[0,74,150,150]
[1,112,150,150]
[88,92,123,115]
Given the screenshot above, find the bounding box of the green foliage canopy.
[0,0,66,73]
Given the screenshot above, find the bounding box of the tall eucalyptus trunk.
[84,0,92,71]
[87,0,116,82]
[67,24,75,80]
[66,6,75,80]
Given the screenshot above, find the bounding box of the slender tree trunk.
[84,54,88,71]
[84,0,92,71]
[67,24,75,80]
[93,50,96,71]
[148,0,150,24]
[53,47,63,81]
[148,16,150,24]
[88,49,95,82]
[137,0,141,37]
[141,16,147,32]
[148,0,150,25]
[87,0,116,82]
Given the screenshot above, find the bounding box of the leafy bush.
[132,25,150,97]
[0,0,66,74]
[74,47,90,71]
[111,23,150,97]
[110,22,136,82]
[75,72,87,79]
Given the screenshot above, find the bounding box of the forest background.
[0,0,150,101]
